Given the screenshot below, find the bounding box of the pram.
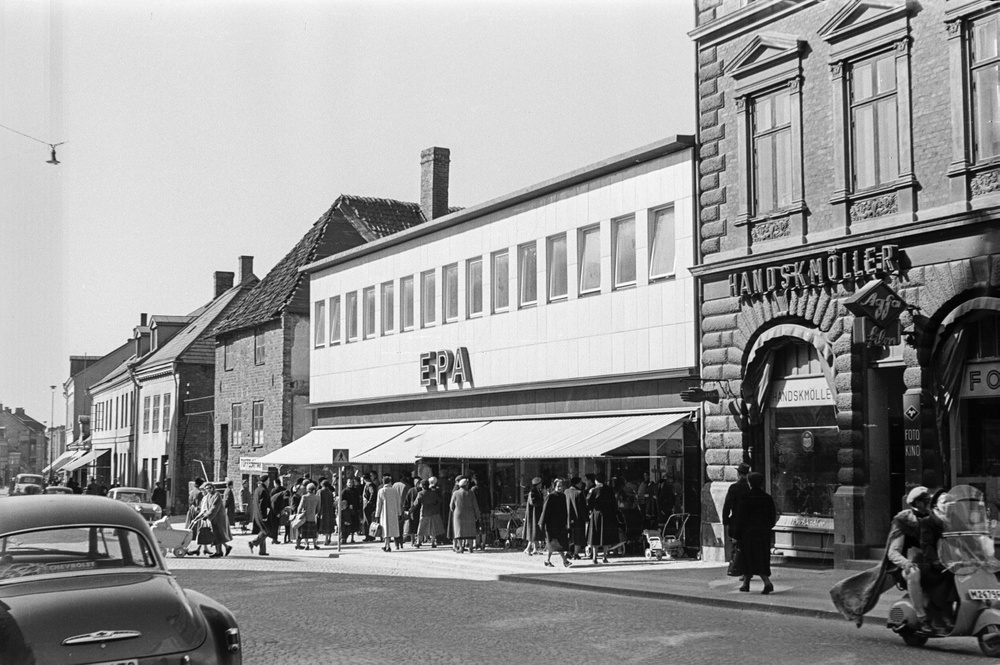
[151,517,193,557]
[494,505,525,549]
[642,513,691,560]
[233,510,250,534]
[612,508,645,556]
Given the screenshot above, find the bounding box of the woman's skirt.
[545,527,569,552]
[417,514,445,538]
[299,520,318,540]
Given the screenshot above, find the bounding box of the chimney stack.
[140,313,147,327]
[420,147,450,221]
[214,271,235,298]
[239,256,254,284]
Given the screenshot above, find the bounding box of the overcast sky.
[0,0,695,429]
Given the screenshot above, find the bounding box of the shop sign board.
[728,244,900,298]
[776,514,833,531]
[961,361,1000,398]
[239,457,262,473]
[419,347,472,387]
[860,317,902,347]
[768,376,835,408]
[844,280,907,329]
[902,393,922,470]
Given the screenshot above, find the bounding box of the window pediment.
[819,0,913,44]
[725,32,806,81]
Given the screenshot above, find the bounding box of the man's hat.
[906,486,929,507]
[736,463,751,475]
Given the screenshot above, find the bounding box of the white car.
[107,486,163,523]
[10,474,44,496]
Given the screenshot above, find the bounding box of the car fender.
[184,589,242,664]
[973,609,1000,636]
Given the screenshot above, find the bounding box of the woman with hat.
[448,477,481,553]
[732,472,777,593]
[538,478,571,567]
[587,473,618,564]
[523,476,544,555]
[415,477,445,547]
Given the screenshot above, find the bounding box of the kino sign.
[728,244,900,298]
[419,347,472,387]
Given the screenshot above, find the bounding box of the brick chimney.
[239,256,254,284]
[420,147,450,221]
[214,271,235,298]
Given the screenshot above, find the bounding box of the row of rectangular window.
[140,393,172,435]
[313,207,676,348]
[230,401,264,447]
[94,394,134,432]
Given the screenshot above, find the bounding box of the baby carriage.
[612,508,645,556]
[494,505,525,549]
[642,513,691,560]
[151,517,193,557]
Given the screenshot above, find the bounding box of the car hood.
[0,572,207,663]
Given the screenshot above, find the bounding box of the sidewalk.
[166,526,886,625]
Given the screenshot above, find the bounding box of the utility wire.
[0,123,67,164]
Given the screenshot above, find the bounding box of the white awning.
[254,425,413,466]
[61,448,105,473]
[352,421,489,464]
[42,450,79,474]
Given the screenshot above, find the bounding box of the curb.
[498,573,884,624]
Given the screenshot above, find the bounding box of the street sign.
[331,449,350,465]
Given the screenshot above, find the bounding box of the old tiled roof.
[214,194,427,336]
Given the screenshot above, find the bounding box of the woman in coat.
[538,478,571,567]
[374,475,402,552]
[449,478,481,553]
[416,478,445,547]
[523,477,544,555]
[402,480,421,546]
[194,483,232,558]
[586,473,619,564]
[340,478,360,544]
[732,472,777,594]
[564,476,588,560]
[295,482,322,550]
[362,473,378,541]
[185,477,206,555]
[318,479,337,546]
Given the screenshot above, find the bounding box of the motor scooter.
[886,484,1000,657]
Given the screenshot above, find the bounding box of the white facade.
[134,373,175,486]
[89,372,135,485]
[309,142,696,405]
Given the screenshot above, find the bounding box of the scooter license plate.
[968,589,1000,600]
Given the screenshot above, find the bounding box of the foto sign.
[419,347,472,387]
[331,449,350,466]
[961,362,1000,398]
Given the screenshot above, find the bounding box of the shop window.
[467,257,483,318]
[612,216,636,288]
[971,12,1000,163]
[400,276,414,331]
[421,270,436,327]
[381,281,394,335]
[363,286,376,339]
[954,314,1000,493]
[492,250,509,313]
[443,263,458,322]
[231,403,243,447]
[547,233,567,302]
[345,291,358,342]
[329,295,341,344]
[578,226,601,295]
[518,242,537,307]
[314,300,326,348]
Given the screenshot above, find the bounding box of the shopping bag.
[196,520,215,545]
[727,541,745,577]
[369,522,383,539]
[291,512,306,530]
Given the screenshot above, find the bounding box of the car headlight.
[153,505,162,517]
[133,505,142,512]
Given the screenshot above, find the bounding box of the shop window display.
[768,406,839,518]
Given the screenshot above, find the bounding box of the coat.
[524,486,544,542]
[249,484,271,535]
[587,485,619,547]
[375,484,402,538]
[318,487,337,534]
[196,491,232,545]
[448,487,481,539]
[564,485,588,547]
[416,487,445,537]
[223,487,236,523]
[539,491,569,552]
[722,477,750,528]
[732,487,777,576]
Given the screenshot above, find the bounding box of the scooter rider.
[888,487,932,631]
[918,490,957,633]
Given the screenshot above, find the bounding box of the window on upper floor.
[142,396,150,434]
[152,395,161,434]
[231,403,243,447]
[850,51,899,192]
[345,291,358,342]
[254,328,265,365]
[518,242,537,307]
[971,12,1000,163]
[649,205,676,280]
[363,286,376,339]
[421,270,436,327]
[381,282,394,335]
[400,276,414,331]
[752,89,794,214]
[443,263,459,322]
[547,234,567,302]
[492,250,509,313]
[467,257,483,318]
[162,393,171,433]
[329,295,341,344]
[612,216,636,288]
[314,300,327,348]
[252,401,264,447]
[578,226,601,295]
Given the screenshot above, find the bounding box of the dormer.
[147,316,194,352]
[134,313,151,358]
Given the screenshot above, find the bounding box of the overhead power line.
[0,122,66,165]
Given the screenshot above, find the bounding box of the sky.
[0,0,695,429]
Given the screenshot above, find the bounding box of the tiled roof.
[214,194,426,336]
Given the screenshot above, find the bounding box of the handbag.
[291,512,306,530]
[196,519,215,545]
[368,522,383,538]
[727,541,745,577]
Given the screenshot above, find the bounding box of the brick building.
[691,0,1000,566]
[0,405,47,482]
[215,149,454,485]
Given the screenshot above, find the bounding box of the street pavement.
[164,526,895,624]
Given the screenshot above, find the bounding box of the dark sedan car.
[0,495,242,664]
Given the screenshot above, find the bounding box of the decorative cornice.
[688,0,820,49]
[818,0,913,44]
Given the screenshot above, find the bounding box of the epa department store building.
[692,0,1000,566]
[289,138,702,539]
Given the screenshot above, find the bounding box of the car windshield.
[115,492,147,503]
[0,526,160,581]
[17,475,43,485]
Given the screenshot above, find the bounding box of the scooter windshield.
[938,485,1000,574]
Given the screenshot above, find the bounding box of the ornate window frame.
[945,0,1000,203]
[819,0,916,231]
[725,32,807,251]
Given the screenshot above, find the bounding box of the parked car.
[107,486,163,523]
[0,495,242,664]
[9,474,44,496]
[43,486,74,495]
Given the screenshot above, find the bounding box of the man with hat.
[722,463,752,581]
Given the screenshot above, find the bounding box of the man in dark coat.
[470,475,491,551]
[248,474,272,556]
[341,478,361,544]
[722,463,751,579]
[732,472,777,593]
[586,473,619,564]
[151,481,167,511]
[565,476,588,560]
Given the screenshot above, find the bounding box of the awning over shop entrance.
[254,425,412,466]
[61,448,104,473]
[352,422,489,464]
[42,450,79,474]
